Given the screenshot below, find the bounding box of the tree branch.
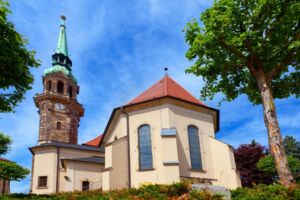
[267,51,296,80]
[218,38,248,62]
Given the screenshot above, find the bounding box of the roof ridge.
[168,76,203,103]
[164,76,168,95]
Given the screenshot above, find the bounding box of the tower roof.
[44,16,76,82]
[55,15,68,56]
[126,75,206,106]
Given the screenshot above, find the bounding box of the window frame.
[138,124,154,171]
[57,81,64,94]
[187,125,203,171]
[46,80,52,92]
[56,121,62,130]
[37,176,48,188]
[68,86,73,98]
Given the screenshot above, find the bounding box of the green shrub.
[231,184,300,200]
[0,181,191,200]
[189,189,224,200]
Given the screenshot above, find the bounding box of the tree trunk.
[255,69,294,186]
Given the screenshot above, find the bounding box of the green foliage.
[0,161,29,181]
[231,184,300,200]
[0,132,30,182]
[0,0,40,113]
[1,182,223,200]
[284,136,300,160]
[257,155,300,181]
[183,0,300,104]
[189,190,224,200]
[0,132,12,155]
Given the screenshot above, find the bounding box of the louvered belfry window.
[138,124,153,170]
[188,125,203,170]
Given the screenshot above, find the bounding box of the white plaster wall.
[128,105,171,187]
[209,137,242,189]
[32,146,104,194]
[169,105,216,179]
[31,147,57,194]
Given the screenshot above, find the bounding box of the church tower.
[34,16,84,144]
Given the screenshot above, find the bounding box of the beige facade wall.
[60,161,103,191]
[31,146,103,194]
[102,103,240,189]
[209,137,242,189]
[31,147,57,194]
[109,137,129,189]
[128,105,172,187]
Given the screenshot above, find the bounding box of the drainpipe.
[56,146,60,193]
[121,107,131,188]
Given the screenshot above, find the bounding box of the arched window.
[56,122,61,130]
[82,181,90,191]
[57,81,64,93]
[138,124,153,170]
[46,80,52,91]
[68,86,73,98]
[188,125,203,170]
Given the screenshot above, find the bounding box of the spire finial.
[56,15,68,56]
[164,67,169,76]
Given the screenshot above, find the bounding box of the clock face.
[54,103,66,111]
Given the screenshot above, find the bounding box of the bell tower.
[34,16,84,144]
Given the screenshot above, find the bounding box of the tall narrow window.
[38,176,47,188]
[68,86,73,98]
[188,125,203,170]
[57,81,64,93]
[138,124,153,170]
[57,122,61,130]
[46,80,52,91]
[82,181,90,191]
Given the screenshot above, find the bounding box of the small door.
[82,181,90,191]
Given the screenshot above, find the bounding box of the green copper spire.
[44,16,76,83]
[55,15,68,56]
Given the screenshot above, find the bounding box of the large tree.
[0,0,40,113]
[184,0,299,186]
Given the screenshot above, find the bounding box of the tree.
[0,132,30,187]
[258,155,300,182]
[234,141,273,187]
[184,0,299,186]
[258,135,300,182]
[0,0,40,113]
[283,136,300,160]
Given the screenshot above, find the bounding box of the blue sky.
[1,0,299,193]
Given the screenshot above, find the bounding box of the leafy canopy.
[184,0,300,104]
[0,161,30,181]
[257,155,300,182]
[283,135,300,159]
[0,132,12,155]
[0,0,40,113]
[257,136,300,182]
[0,132,30,181]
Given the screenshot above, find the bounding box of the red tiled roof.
[126,75,206,106]
[0,158,12,162]
[83,135,103,147]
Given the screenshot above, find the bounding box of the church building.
[29,17,241,194]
